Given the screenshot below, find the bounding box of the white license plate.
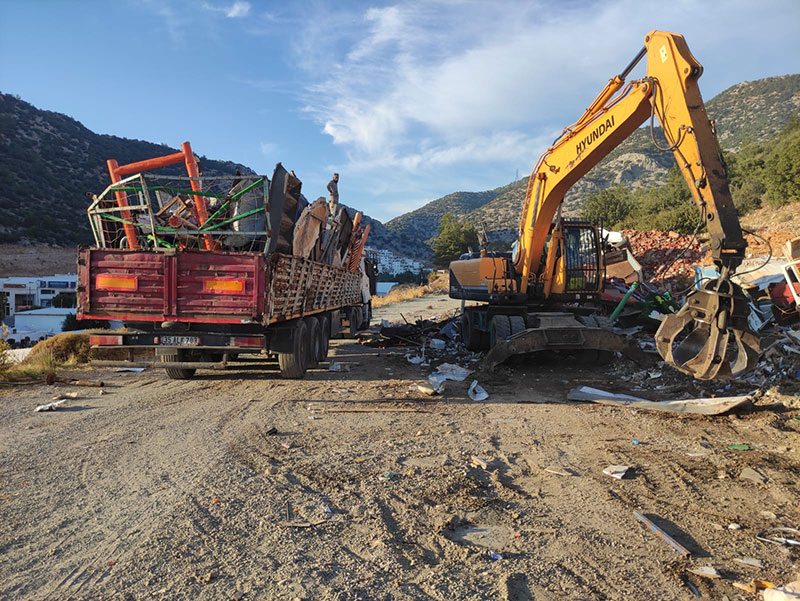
[160,335,198,346]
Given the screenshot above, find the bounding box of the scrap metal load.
[79,142,373,380]
[87,142,369,268]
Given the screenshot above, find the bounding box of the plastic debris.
[115,367,145,373]
[467,380,488,401]
[410,383,439,396]
[432,363,472,381]
[688,566,721,579]
[35,400,66,412]
[489,551,503,561]
[328,361,352,372]
[603,465,629,479]
[729,444,751,451]
[429,339,446,351]
[733,557,763,569]
[406,353,426,365]
[763,580,800,601]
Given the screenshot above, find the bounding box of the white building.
[367,248,425,276]
[9,307,76,343]
[0,274,77,321]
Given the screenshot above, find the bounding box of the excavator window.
[564,224,600,293]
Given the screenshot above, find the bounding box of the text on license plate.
[160,336,198,346]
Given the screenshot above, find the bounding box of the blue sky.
[1,0,798,223]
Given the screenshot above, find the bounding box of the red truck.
[77,142,374,379]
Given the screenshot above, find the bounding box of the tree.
[432,212,478,267]
[762,114,800,207]
[581,185,633,228]
[51,292,76,308]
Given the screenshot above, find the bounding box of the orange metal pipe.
[107,159,140,250]
[181,142,215,250]
[113,151,186,177]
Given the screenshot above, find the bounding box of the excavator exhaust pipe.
[655,277,761,380]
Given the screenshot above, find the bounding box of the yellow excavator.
[449,30,760,380]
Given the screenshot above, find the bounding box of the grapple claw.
[655,277,761,380]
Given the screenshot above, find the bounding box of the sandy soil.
[0,245,79,278]
[1,300,799,601]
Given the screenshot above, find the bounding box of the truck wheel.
[160,351,196,380]
[461,311,482,351]
[348,307,362,337]
[306,317,322,368]
[490,315,511,348]
[316,313,330,361]
[359,302,372,329]
[509,315,526,336]
[278,320,309,379]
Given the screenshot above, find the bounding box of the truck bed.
[77,247,362,325]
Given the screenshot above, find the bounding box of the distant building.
[0,274,77,321]
[366,248,425,276]
[10,307,76,341]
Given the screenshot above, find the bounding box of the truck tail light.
[203,278,245,294]
[96,274,138,291]
[90,334,123,346]
[232,336,263,348]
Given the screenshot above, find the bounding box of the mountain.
[0,93,256,245]
[387,73,800,249]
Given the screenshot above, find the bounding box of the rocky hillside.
[388,73,800,249]
[0,93,257,245]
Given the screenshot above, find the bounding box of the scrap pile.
[620,228,708,289]
[88,153,369,270]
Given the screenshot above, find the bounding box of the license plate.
[159,335,198,346]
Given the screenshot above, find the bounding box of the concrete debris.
[739,467,767,485]
[567,386,752,415]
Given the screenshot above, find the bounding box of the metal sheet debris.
[567,386,752,415]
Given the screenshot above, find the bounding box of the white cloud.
[202,1,251,18]
[297,0,800,172]
[260,141,277,157]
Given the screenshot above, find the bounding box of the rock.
[739,467,767,485]
[728,523,742,530]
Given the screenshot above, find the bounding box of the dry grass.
[0,331,152,383]
[372,284,429,308]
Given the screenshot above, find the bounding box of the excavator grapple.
[656,276,761,380]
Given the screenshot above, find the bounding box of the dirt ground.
[1,299,799,601]
[0,245,78,278]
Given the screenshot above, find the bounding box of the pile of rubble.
[621,228,708,288]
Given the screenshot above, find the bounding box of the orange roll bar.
[106,141,215,250]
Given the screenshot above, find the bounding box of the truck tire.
[490,315,511,348]
[509,315,527,336]
[160,351,196,380]
[278,320,309,379]
[316,313,330,361]
[460,311,482,351]
[306,316,322,368]
[348,307,362,338]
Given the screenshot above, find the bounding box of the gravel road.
[1,300,799,600]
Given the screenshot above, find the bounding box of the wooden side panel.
[267,253,362,323]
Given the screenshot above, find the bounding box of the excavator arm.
[513,30,759,379]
